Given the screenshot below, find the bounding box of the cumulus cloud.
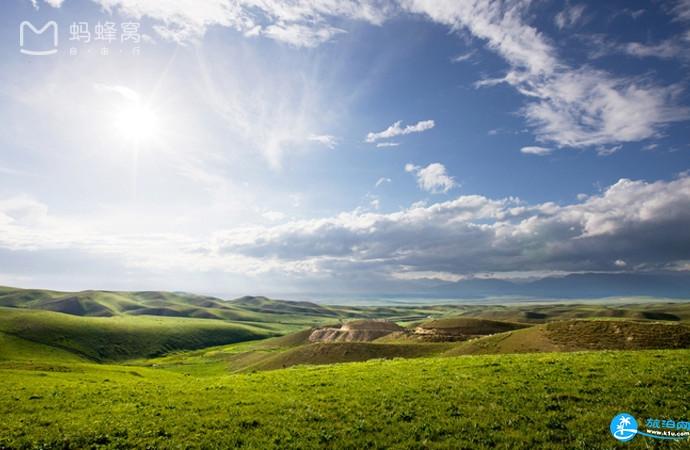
[366,119,435,143]
[3,175,690,287]
[211,174,690,281]
[405,162,456,193]
[402,0,689,150]
[520,146,552,156]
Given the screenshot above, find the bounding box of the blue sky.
[1,0,690,299]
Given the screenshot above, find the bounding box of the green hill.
[0,286,462,325]
[229,296,340,316]
[413,317,530,341]
[0,307,283,361]
[133,316,690,373]
[451,301,690,323]
[0,332,87,365]
[446,319,690,356]
[2,291,690,448]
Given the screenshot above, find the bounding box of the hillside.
[446,319,690,356]
[0,307,284,361]
[229,296,340,317]
[450,301,690,323]
[3,286,690,329]
[0,331,87,365]
[2,293,690,447]
[0,286,461,324]
[308,320,405,342]
[413,317,529,341]
[231,342,453,371]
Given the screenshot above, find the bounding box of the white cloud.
[375,177,391,187]
[554,4,586,30]
[45,1,687,153]
[366,119,435,143]
[622,40,688,60]
[262,211,286,222]
[596,144,622,156]
[262,23,345,48]
[86,0,394,46]
[402,0,689,150]
[197,43,340,169]
[307,134,338,149]
[405,162,456,194]
[520,146,552,156]
[211,174,690,279]
[3,175,690,288]
[376,142,400,148]
[671,0,690,21]
[451,50,476,63]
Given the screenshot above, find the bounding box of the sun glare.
[113,103,160,143]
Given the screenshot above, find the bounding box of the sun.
[113,102,160,143]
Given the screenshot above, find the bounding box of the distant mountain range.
[384,272,690,300]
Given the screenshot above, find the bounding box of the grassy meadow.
[2,350,689,449]
[1,286,689,448]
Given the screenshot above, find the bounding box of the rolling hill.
[1,286,690,448]
[0,307,284,361]
[445,319,690,356]
[133,316,690,373]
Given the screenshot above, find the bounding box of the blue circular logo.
[610,413,638,442]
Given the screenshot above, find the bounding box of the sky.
[1,0,690,300]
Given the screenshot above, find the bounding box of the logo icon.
[19,21,58,56]
[611,413,638,442]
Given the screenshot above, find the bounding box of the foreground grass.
[1,350,688,449]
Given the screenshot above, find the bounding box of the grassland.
[1,286,689,448]
[1,350,688,449]
[0,307,287,361]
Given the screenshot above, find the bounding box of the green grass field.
[1,350,688,449]
[0,307,290,361]
[1,286,689,448]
